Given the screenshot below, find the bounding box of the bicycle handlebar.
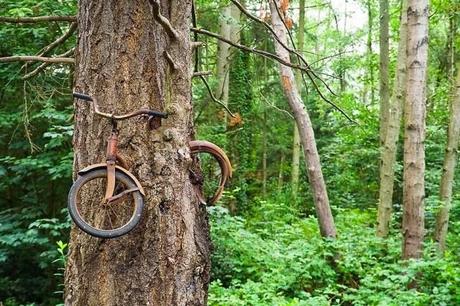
[73,92,168,120]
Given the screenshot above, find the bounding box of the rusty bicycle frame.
[69,92,232,238]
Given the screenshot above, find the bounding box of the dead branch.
[22,48,75,79]
[193,71,212,77]
[0,16,76,23]
[148,0,179,39]
[21,22,77,71]
[191,28,312,74]
[0,56,74,64]
[191,41,204,49]
[37,22,77,56]
[198,75,236,118]
[164,51,178,70]
[231,0,336,96]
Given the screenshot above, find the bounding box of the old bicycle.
[68,93,232,239]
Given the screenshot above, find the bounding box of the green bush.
[208,205,460,306]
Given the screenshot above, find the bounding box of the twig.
[0,56,74,64]
[191,41,204,49]
[199,75,236,118]
[0,16,76,23]
[148,0,179,40]
[191,28,312,74]
[21,22,77,71]
[193,71,212,77]
[259,92,294,119]
[22,48,75,79]
[37,22,77,56]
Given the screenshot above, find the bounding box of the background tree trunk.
[216,3,240,127]
[378,0,390,143]
[269,0,336,238]
[402,0,429,259]
[377,0,407,238]
[435,58,460,253]
[366,0,375,104]
[65,1,211,305]
[291,0,305,200]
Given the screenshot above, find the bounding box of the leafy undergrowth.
[208,203,460,306]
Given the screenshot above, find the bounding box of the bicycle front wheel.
[68,168,144,238]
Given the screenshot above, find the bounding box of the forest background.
[0,0,459,305]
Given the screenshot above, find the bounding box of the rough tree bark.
[65,1,211,305]
[291,0,305,200]
[376,0,408,238]
[435,59,460,253]
[269,0,336,238]
[402,0,429,259]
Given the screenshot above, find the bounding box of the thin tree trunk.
[402,0,429,259]
[269,0,336,238]
[65,1,210,305]
[435,60,460,253]
[376,0,407,238]
[262,108,267,197]
[278,151,285,189]
[367,0,375,104]
[216,3,240,126]
[291,0,305,199]
[379,0,390,143]
[216,5,232,113]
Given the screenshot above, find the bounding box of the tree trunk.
[366,0,375,104]
[278,151,285,189]
[269,0,336,238]
[291,0,305,200]
[65,1,210,305]
[216,3,240,126]
[262,108,267,197]
[378,0,390,143]
[376,0,408,238]
[435,60,460,253]
[402,0,429,259]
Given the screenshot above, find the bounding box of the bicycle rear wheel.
[68,168,144,238]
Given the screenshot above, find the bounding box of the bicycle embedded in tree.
[68,92,232,239]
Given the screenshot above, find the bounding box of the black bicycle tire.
[68,168,144,238]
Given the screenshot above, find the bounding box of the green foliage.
[209,206,460,306]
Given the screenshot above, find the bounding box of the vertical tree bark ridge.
[65,1,211,305]
[435,60,460,252]
[376,0,408,238]
[269,0,336,238]
[291,0,305,199]
[402,0,429,259]
[378,0,390,143]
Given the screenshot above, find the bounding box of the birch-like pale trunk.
[65,1,210,304]
[378,0,390,143]
[216,3,240,126]
[269,0,336,238]
[291,0,305,199]
[435,60,460,253]
[376,0,408,238]
[402,0,429,259]
[366,0,375,104]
